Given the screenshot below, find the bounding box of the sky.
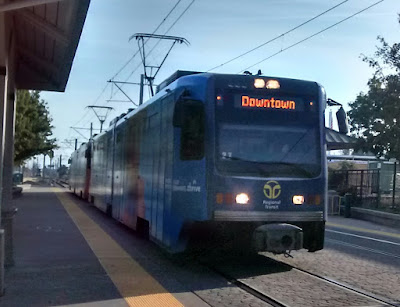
[38,0,400,165]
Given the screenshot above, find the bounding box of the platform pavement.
[4,180,400,307]
[0,181,207,307]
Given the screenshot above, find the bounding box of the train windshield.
[217,123,321,178]
[215,87,322,178]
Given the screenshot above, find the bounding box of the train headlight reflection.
[293,195,304,205]
[236,193,250,204]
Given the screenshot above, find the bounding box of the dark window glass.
[180,104,204,160]
[217,124,321,178]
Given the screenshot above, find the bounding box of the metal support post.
[2,76,17,267]
[43,154,45,177]
[377,170,381,208]
[74,139,77,150]
[0,229,4,296]
[360,170,364,201]
[60,154,62,168]
[86,106,114,132]
[344,193,352,218]
[392,161,397,209]
[139,74,144,105]
[130,33,189,98]
[0,70,5,296]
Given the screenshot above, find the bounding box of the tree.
[14,90,57,164]
[348,14,400,159]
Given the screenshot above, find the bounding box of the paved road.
[326,216,400,267]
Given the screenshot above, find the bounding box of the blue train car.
[69,141,91,200]
[73,71,327,253]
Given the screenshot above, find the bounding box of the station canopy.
[4,0,90,92]
[326,127,357,150]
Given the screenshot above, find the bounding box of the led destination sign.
[241,96,296,110]
[234,95,305,112]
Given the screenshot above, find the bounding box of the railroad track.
[53,179,68,189]
[267,256,400,307]
[203,253,399,307]
[210,264,290,307]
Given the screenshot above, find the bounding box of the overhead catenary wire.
[79,0,185,129]
[109,0,184,82]
[240,0,385,73]
[123,0,196,82]
[140,0,196,66]
[71,82,110,128]
[207,0,350,72]
[109,0,196,100]
[73,1,188,138]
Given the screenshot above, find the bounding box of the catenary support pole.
[139,74,144,105]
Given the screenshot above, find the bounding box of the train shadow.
[193,250,293,279]
[43,190,296,305]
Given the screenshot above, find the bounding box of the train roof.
[102,70,321,137]
[156,70,202,93]
[72,70,325,154]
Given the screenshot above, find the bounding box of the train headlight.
[266,80,280,89]
[293,195,304,205]
[254,79,265,88]
[236,193,250,204]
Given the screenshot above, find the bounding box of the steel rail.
[266,256,400,307]
[202,251,398,307]
[206,264,290,307]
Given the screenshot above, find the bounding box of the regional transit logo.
[263,180,281,199]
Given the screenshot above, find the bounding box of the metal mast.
[129,33,189,97]
[87,106,113,133]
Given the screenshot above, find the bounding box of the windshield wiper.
[272,162,314,178]
[220,156,314,178]
[220,155,259,162]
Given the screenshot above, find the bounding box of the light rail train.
[69,71,327,253]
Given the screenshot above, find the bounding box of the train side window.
[179,102,205,160]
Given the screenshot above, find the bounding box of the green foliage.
[14,90,57,164]
[348,15,400,159]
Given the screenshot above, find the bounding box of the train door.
[120,121,138,228]
[155,102,169,241]
[105,129,114,214]
[113,127,125,221]
[149,111,161,239]
[162,95,175,247]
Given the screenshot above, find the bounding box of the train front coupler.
[252,223,303,254]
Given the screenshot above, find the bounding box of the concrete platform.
[0,182,209,307]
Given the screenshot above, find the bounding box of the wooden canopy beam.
[18,9,69,45]
[0,0,64,13]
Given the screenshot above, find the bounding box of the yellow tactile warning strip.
[327,222,400,239]
[55,189,183,307]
